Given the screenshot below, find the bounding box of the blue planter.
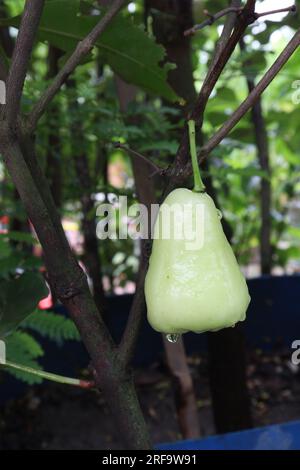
[157,420,300,450]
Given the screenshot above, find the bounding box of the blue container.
[157,420,300,450]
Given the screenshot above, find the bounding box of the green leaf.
[207,111,227,127]
[1,0,179,102]
[5,331,44,385]
[0,253,42,278]
[0,237,11,260]
[216,87,237,103]
[287,226,300,239]
[0,272,49,338]
[276,139,299,165]
[21,310,81,343]
[210,165,269,181]
[0,231,37,244]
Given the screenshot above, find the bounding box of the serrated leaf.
[22,310,81,343]
[1,0,179,102]
[0,272,49,338]
[5,331,44,385]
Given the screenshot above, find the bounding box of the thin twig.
[184,6,243,36]
[184,4,296,36]
[172,0,253,176]
[114,141,164,176]
[256,5,296,18]
[194,28,300,165]
[6,0,45,127]
[27,0,126,133]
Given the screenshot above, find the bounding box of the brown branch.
[256,5,296,19]
[184,4,296,36]
[184,6,243,36]
[114,141,164,176]
[27,0,126,133]
[171,0,252,178]
[196,28,300,163]
[6,0,45,127]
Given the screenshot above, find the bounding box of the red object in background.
[38,294,53,310]
[0,215,9,233]
[38,268,53,310]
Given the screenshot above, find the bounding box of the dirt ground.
[1,348,300,450]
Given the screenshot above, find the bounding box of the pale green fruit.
[145,188,250,334]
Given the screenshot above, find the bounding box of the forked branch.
[27,0,126,133]
[185,3,296,36]
[196,28,300,164]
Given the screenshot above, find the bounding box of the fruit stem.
[188,120,205,192]
[2,360,94,388]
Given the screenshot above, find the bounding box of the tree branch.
[114,141,164,176]
[6,0,45,127]
[196,28,300,163]
[184,4,296,36]
[27,0,126,132]
[184,6,243,36]
[256,5,296,19]
[171,0,254,176]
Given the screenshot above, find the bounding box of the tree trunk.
[203,159,252,433]
[207,325,252,433]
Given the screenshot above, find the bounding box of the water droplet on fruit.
[216,209,223,220]
[166,334,180,343]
